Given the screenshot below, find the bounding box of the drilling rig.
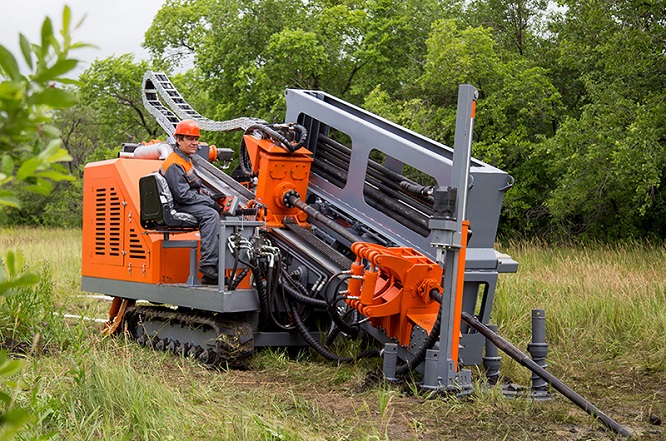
[82,71,512,381]
[80,72,630,436]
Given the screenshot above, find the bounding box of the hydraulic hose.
[238,136,256,178]
[228,267,250,291]
[325,323,341,346]
[249,259,271,327]
[460,310,632,437]
[289,302,380,363]
[324,275,361,338]
[245,123,308,153]
[399,181,434,204]
[282,280,327,309]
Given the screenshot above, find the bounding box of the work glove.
[210,200,222,214]
[209,192,226,202]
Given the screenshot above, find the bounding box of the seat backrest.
[139,172,199,229]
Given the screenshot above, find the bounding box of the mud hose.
[460,311,632,437]
[289,302,380,363]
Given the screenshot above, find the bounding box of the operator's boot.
[199,266,219,285]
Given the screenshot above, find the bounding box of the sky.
[0,0,167,75]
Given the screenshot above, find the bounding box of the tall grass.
[0,227,81,302]
[1,227,664,439]
[494,240,666,377]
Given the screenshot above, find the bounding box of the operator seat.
[139,172,198,229]
[139,172,202,286]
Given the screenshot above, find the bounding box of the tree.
[542,0,666,238]
[144,0,460,120]
[77,54,160,144]
[364,17,564,237]
[465,0,549,56]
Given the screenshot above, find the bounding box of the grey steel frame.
[284,87,516,380]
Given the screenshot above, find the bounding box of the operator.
[160,119,222,284]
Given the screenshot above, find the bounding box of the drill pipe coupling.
[417,278,442,303]
[281,188,300,208]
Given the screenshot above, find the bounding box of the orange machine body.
[81,158,196,284]
[243,135,312,229]
[346,243,443,348]
[346,222,470,369]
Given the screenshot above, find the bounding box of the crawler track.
[122,305,254,368]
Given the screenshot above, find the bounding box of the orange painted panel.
[82,158,198,285]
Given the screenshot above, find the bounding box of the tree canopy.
[8,0,665,241]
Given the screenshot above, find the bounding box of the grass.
[0,227,665,440]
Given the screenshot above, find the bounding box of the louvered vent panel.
[128,229,147,260]
[92,185,123,266]
[108,190,122,256]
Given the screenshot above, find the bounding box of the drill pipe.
[317,133,422,187]
[285,195,361,245]
[315,138,434,215]
[311,161,430,235]
[315,141,432,208]
[460,309,632,437]
[316,137,434,210]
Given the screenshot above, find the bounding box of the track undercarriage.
[122,305,254,368]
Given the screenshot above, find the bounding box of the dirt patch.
[171,353,666,440]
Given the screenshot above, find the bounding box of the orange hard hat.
[175,119,200,137]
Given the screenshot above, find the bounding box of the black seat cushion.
[139,172,198,229]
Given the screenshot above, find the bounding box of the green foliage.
[465,0,549,56]
[143,0,454,120]
[538,0,666,239]
[0,180,83,228]
[0,351,30,441]
[0,263,60,347]
[0,250,40,441]
[77,54,160,144]
[0,251,39,303]
[50,0,664,241]
[0,7,84,438]
[0,7,83,210]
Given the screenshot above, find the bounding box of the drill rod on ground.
[460,310,632,437]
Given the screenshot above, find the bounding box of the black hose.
[282,281,327,308]
[289,302,380,363]
[228,267,250,291]
[245,123,308,153]
[238,136,257,178]
[325,275,361,337]
[287,123,308,150]
[226,241,241,290]
[250,258,271,328]
[399,181,435,204]
[325,323,341,346]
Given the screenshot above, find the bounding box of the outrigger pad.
[139,172,198,229]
